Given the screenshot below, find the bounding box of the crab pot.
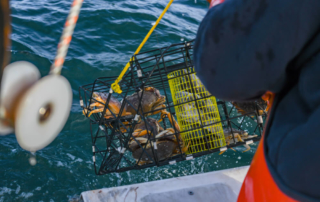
[79,40,266,175]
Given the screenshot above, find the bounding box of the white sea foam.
[74,158,83,163]
[15,185,20,194]
[19,192,33,199]
[0,187,13,195]
[57,161,64,167]
[66,153,75,160]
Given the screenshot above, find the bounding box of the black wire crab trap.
[79,40,267,175]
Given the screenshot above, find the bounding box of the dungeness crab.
[219,128,258,155]
[82,92,131,118]
[128,118,189,165]
[124,86,166,117]
[231,98,267,116]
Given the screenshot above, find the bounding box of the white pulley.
[0,0,80,155]
[15,75,72,152]
[0,61,40,135]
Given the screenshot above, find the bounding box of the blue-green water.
[0,0,259,201]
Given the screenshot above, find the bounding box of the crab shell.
[129,118,162,151]
[128,137,149,151]
[94,92,124,116]
[231,98,268,115]
[157,129,183,156]
[128,118,162,158]
[124,87,166,116]
[223,128,257,152]
[84,92,130,118]
[133,118,163,138]
[132,141,177,162]
[131,130,178,162]
[129,128,179,163]
[155,129,177,142]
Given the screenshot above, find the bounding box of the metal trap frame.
[79,40,266,175]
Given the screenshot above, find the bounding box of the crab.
[125,86,180,131]
[128,118,189,165]
[82,92,131,119]
[124,87,166,117]
[219,128,258,155]
[231,98,268,116]
[131,117,163,138]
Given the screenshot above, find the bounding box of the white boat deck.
[81,166,249,202]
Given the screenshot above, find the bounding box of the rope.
[111,0,174,94]
[50,0,83,75]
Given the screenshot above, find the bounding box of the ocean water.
[0,0,259,201]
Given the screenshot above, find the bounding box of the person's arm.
[194,0,320,101]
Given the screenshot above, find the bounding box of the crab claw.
[218,147,237,155]
[82,108,88,116]
[132,128,142,136]
[235,134,245,143]
[128,137,148,151]
[243,144,251,153]
[133,129,150,137]
[82,108,99,117]
[155,129,176,141]
[159,110,180,132]
[181,140,191,153]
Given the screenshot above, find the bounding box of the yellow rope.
[111,0,174,94]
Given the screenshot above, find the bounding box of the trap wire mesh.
[79,40,265,175]
[168,67,226,154]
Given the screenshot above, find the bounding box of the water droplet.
[151,22,156,26]
[181,38,184,41]
[29,156,37,166]
[195,0,197,3]
[29,152,37,166]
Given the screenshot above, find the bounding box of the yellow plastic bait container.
[168,67,226,154]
